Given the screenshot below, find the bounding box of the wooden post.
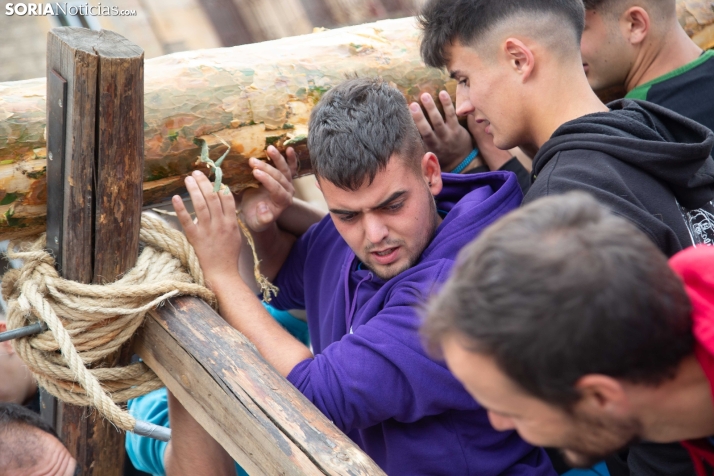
[135,297,386,475]
[45,27,144,476]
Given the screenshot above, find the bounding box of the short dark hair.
[0,402,61,469]
[418,0,586,68]
[423,192,694,408]
[307,77,424,191]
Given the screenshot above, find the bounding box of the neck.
[531,62,609,147]
[625,22,703,92]
[632,354,714,442]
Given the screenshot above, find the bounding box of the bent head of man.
[0,402,77,475]
[308,78,442,281]
[418,0,587,150]
[423,193,694,467]
[581,0,679,92]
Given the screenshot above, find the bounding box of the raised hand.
[409,91,474,171]
[172,171,241,286]
[240,145,297,233]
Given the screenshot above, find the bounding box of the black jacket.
[524,99,714,256]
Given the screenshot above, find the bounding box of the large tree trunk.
[678,0,714,50]
[0,16,453,239]
[1,1,712,240]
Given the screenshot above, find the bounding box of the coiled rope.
[0,212,273,434]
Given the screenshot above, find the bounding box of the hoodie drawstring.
[344,265,373,334]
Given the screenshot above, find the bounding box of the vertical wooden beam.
[45,27,144,476]
[93,33,144,282]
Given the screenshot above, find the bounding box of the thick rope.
[0,213,223,433]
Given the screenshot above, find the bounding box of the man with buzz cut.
[160,77,555,476]
[418,0,714,256]
[421,192,714,476]
[581,0,714,132]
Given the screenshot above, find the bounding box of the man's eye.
[339,214,357,222]
[458,78,468,86]
[385,202,404,212]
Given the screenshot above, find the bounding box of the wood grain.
[45,27,145,476]
[135,296,385,476]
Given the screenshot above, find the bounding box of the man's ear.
[574,374,631,416]
[315,178,321,191]
[422,152,443,196]
[621,7,650,45]
[503,38,535,81]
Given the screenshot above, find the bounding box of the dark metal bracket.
[42,68,67,430]
[46,69,67,270]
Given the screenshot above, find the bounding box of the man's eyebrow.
[329,207,355,215]
[328,190,408,215]
[449,70,461,79]
[374,190,407,209]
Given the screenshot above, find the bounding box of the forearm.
[211,275,313,377]
[276,198,326,236]
[164,391,234,476]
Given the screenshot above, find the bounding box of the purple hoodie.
[272,171,555,475]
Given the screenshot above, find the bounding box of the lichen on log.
[0,17,454,239]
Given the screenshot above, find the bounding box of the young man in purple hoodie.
[162,78,555,475]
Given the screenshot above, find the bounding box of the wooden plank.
[45,27,146,476]
[134,296,385,476]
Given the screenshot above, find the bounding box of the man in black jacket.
[418,0,714,475]
[418,0,714,258]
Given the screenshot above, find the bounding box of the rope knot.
[0,213,221,433]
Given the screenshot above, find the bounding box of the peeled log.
[678,0,714,50]
[2,1,711,240]
[0,17,453,239]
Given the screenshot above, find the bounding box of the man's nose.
[363,214,389,245]
[455,94,475,117]
[488,411,516,432]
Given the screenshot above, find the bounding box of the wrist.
[203,269,243,295]
[448,148,479,173]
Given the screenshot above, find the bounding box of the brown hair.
[422,192,693,408]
